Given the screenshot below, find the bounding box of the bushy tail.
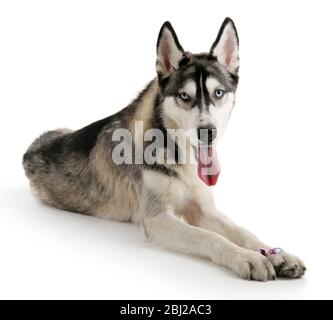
[22,129,72,178]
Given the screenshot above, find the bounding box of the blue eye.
[214,89,224,99]
[179,92,191,102]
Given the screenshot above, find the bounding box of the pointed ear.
[210,18,239,75]
[156,21,185,77]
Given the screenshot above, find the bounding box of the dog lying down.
[23,18,306,281]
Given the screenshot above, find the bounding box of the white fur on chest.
[142,162,212,214]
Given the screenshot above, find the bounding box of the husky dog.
[23,18,306,280]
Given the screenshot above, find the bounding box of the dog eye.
[179,92,191,102]
[214,89,225,99]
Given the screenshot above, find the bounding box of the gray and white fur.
[23,18,306,280]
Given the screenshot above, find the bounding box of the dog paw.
[268,252,306,279]
[231,250,276,281]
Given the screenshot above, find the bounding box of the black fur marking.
[23,152,33,163]
[32,115,113,166]
[66,116,113,156]
[193,53,218,62]
[192,66,212,111]
[160,53,237,102]
[39,135,67,164]
[228,71,239,86]
[158,75,170,91]
[143,163,179,178]
[202,74,211,107]
[178,54,191,67]
[151,94,180,164]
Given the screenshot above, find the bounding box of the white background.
[1,0,333,300]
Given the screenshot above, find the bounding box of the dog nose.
[197,126,217,144]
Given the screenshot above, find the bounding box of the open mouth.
[197,144,221,186]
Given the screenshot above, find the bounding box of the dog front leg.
[142,209,276,281]
[198,207,306,278]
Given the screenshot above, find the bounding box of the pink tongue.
[197,145,221,186]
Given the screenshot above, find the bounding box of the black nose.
[197,126,217,144]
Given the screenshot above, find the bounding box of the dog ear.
[210,18,239,75]
[156,21,185,78]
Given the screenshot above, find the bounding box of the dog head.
[156,18,239,146]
